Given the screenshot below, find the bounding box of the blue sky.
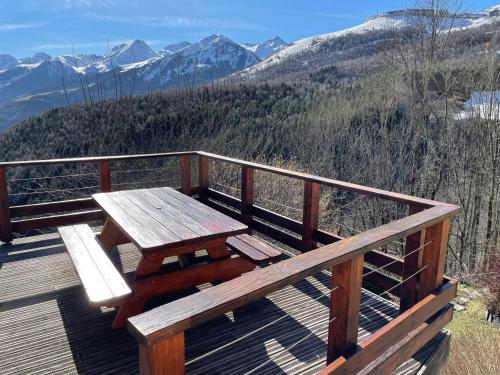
[0,0,495,58]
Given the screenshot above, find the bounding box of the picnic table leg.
[99,218,129,254]
[205,238,230,261]
[112,255,164,329]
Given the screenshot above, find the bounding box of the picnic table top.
[93,187,248,252]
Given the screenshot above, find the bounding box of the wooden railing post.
[418,219,451,299]
[139,332,185,375]
[241,166,254,227]
[99,160,112,192]
[180,156,192,196]
[302,181,320,251]
[198,155,209,202]
[400,205,426,313]
[0,166,13,243]
[327,254,363,364]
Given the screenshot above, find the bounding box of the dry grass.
[442,284,500,375]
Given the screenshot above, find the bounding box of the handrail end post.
[327,254,363,364]
[138,332,185,375]
[0,166,13,243]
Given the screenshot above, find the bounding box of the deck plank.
[0,232,446,375]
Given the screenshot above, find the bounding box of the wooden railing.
[0,151,461,374]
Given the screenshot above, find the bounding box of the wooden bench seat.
[226,234,282,266]
[58,224,132,306]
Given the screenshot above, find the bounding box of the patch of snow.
[243,16,407,75]
[102,39,158,70]
[242,36,289,59]
[160,41,191,56]
[454,91,500,120]
[120,57,160,72]
[485,4,500,12]
[20,52,51,65]
[243,9,500,76]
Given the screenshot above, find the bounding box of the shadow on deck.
[0,233,448,375]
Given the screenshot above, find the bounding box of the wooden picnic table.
[93,187,251,328]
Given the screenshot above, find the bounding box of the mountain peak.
[0,54,18,69]
[242,36,289,59]
[161,41,191,55]
[199,34,231,48]
[106,39,158,66]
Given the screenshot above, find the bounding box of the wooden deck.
[0,232,448,375]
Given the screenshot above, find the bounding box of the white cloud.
[28,39,161,51]
[90,13,266,31]
[0,22,48,31]
[61,0,116,8]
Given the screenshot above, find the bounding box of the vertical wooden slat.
[400,204,426,313]
[302,181,320,251]
[139,332,185,375]
[327,254,363,364]
[418,219,451,299]
[0,166,13,243]
[198,155,209,202]
[180,156,192,196]
[241,166,254,227]
[99,160,112,192]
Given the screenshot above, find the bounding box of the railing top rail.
[0,150,456,208]
[197,152,453,208]
[128,204,460,345]
[0,151,196,168]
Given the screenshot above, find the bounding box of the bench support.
[99,219,129,253]
[112,255,256,328]
[139,332,185,375]
[112,254,164,329]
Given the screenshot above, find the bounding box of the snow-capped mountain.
[97,39,159,71]
[160,41,191,56]
[19,52,51,65]
[134,34,259,87]
[0,54,18,70]
[0,35,261,130]
[243,36,289,59]
[242,6,500,76]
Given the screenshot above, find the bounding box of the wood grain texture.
[240,166,254,226]
[93,187,247,252]
[180,155,192,196]
[128,204,459,345]
[139,332,185,375]
[10,197,97,218]
[327,255,363,363]
[100,160,112,192]
[419,219,451,300]
[197,152,457,208]
[400,205,426,312]
[320,279,457,375]
[99,218,129,253]
[0,166,12,242]
[198,155,209,201]
[133,256,256,300]
[12,209,103,232]
[226,234,281,265]
[358,307,453,375]
[58,224,131,306]
[302,181,320,251]
[0,231,450,375]
[0,151,195,167]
